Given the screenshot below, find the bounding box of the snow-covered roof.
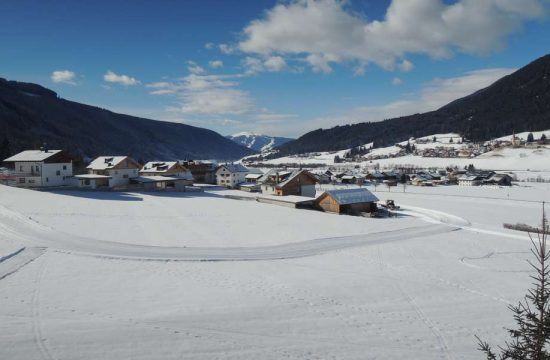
[87,156,131,170]
[458,175,481,181]
[133,176,189,183]
[4,150,63,162]
[341,175,358,180]
[141,161,179,173]
[245,173,263,179]
[74,174,111,179]
[323,188,379,205]
[219,163,249,173]
[276,170,316,188]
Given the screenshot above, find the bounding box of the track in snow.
[0,247,47,280]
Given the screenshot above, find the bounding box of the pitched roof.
[277,170,317,188]
[219,163,249,173]
[323,188,379,205]
[141,161,179,173]
[87,156,136,170]
[4,150,63,162]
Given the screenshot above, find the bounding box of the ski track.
[31,254,57,360]
[0,247,47,281]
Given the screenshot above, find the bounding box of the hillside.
[226,132,293,153]
[274,54,550,156]
[0,78,253,161]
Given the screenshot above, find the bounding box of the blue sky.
[1,0,549,138]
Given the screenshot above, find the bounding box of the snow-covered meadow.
[0,183,548,359]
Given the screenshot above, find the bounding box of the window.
[84,179,90,186]
[35,165,39,172]
[56,170,61,176]
[19,178,25,183]
[123,174,128,179]
[63,165,67,170]
[19,165,23,172]
[46,177,49,182]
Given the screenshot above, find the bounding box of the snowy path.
[0,247,46,280]
[0,196,457,261]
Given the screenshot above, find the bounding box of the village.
[0,141,522,220]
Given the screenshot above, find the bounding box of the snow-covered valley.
[0,183,548,359]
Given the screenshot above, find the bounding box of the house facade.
[216,164,249,188]
[182,161,217,184]
[80,156,141,189]
[3,149,73,187]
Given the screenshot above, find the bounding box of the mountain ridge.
[226,132,293,153]
[0,78,253,161]
[273,54,550,157]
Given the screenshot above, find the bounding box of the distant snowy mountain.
[226,132,294,153]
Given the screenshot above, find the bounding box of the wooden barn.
[315,188,379,214]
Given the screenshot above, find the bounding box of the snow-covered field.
[1,183,549,359]
[258,130,550,172]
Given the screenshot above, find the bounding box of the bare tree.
[477,203,550,359]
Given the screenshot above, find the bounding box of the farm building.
[130,175,190,191]
[3,149,73,187]
[341,174,365,185]
[484,173,513,186]
[260,170,318,197]
[315,188,379,214]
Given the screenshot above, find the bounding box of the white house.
[78,156,140,189]
[140,161,193,181]
[3,149,73,187]
[216,163,249,188]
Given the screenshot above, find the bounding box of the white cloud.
[242,55,289,74]
[238,0,546,73]
[263,56,287,72]
[187,61,206,75]
[391,77,402,85]
[204,42,216,50]
[51,70,76,85]
[209,60,224,69]
[103,70,140,86]
[219,43,235,54]
[353,65,366,76]
[268,67,516,136]
[398,59,414,72]
[151,74,253,115]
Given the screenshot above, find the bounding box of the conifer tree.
[477,203,550,360]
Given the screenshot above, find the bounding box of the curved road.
[0,204,456,261]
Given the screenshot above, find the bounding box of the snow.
[87,156,131,170]
[258,130,550,171]
[495,129,549,142]
[1,182,550,359]
[3,149,62,162]
[372,147,550,171]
